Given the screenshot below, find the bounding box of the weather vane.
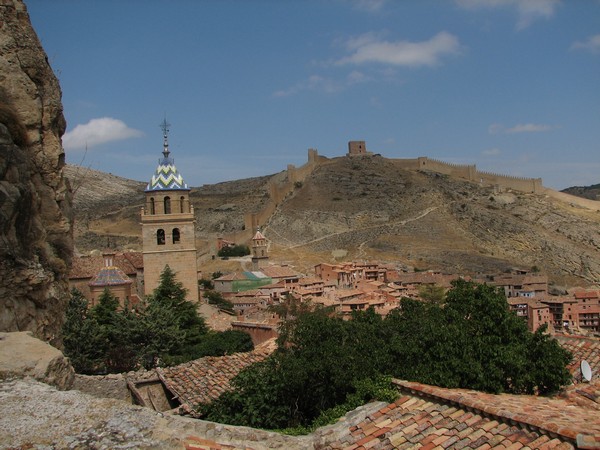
[160,117,171,138]
[160,117,171,159]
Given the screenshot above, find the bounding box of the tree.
[192,330,254,358]
[144,265,208,365]
[218,245,250,258]
[204,289,234,313]
[417,283,445,304]
[204,280,573,431]
[62,289,105,374]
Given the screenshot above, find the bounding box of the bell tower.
[251,227,269,271]
[141,120,198,301]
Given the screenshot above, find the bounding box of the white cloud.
[506,123,552,133]
[456,0,560,30]
[336,31,461,67]
[488,123,553,134]
[482,148,501,156]
[63,117,143,150]
[571,34,600,54]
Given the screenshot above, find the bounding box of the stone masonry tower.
[251,227,269,271]
[141,120,198,301]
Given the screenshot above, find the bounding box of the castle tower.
[141,120,198,301]
[251,227,269,271]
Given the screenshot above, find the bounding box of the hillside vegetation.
[66,156,600,285]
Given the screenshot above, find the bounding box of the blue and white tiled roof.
[145,121,190,192]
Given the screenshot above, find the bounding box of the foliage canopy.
[62,265,253,373]
[203,280,572,430]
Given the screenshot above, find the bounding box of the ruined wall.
[0,0,73,345]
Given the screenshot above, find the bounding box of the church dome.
[145,120,190,192]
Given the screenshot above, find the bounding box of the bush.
[218,245,250,258]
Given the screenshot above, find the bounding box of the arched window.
[180,196,185,213]
[164,196,171,214]
[172,228,180,244]
[150,197,155,215]
[157,229,165,245]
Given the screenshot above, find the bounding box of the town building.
[87,251,138,308]
[69,251,144,303]
[141,121,199,301]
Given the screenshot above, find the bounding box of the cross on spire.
[160,117,171,159]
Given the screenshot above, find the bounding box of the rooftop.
[156,340,277,417]
[327,378,600,449]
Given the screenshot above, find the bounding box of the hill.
[562,183,600,201]
[66,156,600,286]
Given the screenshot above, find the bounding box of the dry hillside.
[66,156,600,286]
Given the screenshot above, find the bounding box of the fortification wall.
[242,148,323,238]
[408,157,544,194]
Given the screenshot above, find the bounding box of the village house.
[314,261,391,288]
[69,251,144,304]
[485,272,549,298]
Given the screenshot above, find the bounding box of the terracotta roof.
[574,290,600,300]
[70,252,142,279]
[556,335,600,381]
[215,272,249,282]
[157,340,277,417]
[260,265,299,279]
[327,378,600,449]
[336,289,365,300]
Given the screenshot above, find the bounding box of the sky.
[26,0,600,190]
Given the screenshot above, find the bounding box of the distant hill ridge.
[65,153,600,286]
[562,183,600,201]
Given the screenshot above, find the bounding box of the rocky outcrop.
[0,0,73,345]
[0,332,74,390]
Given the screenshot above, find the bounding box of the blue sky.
[27,0,599,190]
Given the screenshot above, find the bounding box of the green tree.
[218,245,250,258]
[192,330,254,358]
[143,265,208,365]
[62,289,105,374]
[417,283,445,304]
[204,290,234,313]
[203,280,572,430]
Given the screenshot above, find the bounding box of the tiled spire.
[145,119,190,192]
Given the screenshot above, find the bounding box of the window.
[157,229,165,245]
[180,196,185,213]
[172,228,180,244]
[164,196,171,214]
[150,197,155,215]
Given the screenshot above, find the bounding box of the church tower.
[141,120,198,301]
[251,227,269,271]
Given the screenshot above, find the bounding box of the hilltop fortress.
[243,141,600,240]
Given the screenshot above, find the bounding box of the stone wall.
[243,148,323,236]
[394,156,543,194]
[0,0,73,346]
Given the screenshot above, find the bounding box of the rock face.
[0,332,74,390]
[0,0,73,345]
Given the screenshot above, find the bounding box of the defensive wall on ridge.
[393,157,544,194]
[236,147,599,245]
[243,148,325,234]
